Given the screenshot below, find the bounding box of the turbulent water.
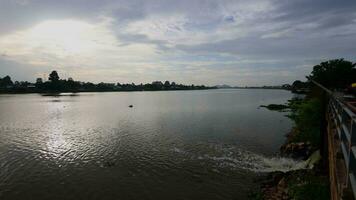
[0,89,301,200]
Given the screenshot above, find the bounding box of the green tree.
[164,81,170,87]
[36,78,43,84]
[306,59,356,88]
[35,78,43,89]
[49,71,60,82]
[1,75,13,87]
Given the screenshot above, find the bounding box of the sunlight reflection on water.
[0,89,294,200]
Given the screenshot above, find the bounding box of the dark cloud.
[0,0,111,35]
[177,32,356,60]
[174,0,356,61]
[0,0,355,85]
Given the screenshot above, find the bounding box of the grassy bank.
[286,97,323,148]
[250,169,329,200]
[252,90,329,199]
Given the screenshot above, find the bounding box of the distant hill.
[215,84,234,88]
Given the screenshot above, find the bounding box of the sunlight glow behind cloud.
[0,18,160,82]
[0,0,355,85]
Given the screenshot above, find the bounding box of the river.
[0,89,298,200]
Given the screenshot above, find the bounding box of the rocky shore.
[258,167,327,200]
[251,130,327,200]
[280,128,315,160]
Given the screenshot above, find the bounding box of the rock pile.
[280,142,313,160]
[260,171,289,200]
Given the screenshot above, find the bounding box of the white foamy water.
[173,146,306,173]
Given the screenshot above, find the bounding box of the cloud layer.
[0,0,355,85]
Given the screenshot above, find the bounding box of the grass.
[286,98,322,147]
[287,173,329,200]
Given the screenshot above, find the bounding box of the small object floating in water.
[129,105,133,108]
[104,161,116,168]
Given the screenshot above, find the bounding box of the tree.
[164,81,170,87]
[306,59,356,88]
[36,78,43,84]
[292,80,303,88]
[291,80,309,91]
[49,71,60,82]
[35,78,43,89]
[1,75,13,86]
[152,81,163,86]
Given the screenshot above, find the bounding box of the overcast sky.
[0,0,355,86]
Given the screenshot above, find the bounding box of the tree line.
[0,71,214,93]
[1,59,355,94]
[291,58,356,93]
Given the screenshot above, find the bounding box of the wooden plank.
[328,113,340,200]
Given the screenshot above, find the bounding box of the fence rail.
[312,80,356,200]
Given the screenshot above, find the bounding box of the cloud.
[0,18,163,83]
[0,0,355,85]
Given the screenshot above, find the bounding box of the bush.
[288,174,329,200]
[287,98,322,147]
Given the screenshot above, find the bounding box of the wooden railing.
[313,80,356,200]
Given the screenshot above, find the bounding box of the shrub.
[287,98,322,147]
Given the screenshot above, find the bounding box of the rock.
[261,176,290,200]
[261,171,285,187]
[280,142,313,160]
[305,150,321,169]
[277,178,287,189]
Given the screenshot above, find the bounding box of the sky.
[0,0,355,86]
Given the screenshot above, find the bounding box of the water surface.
[0,89,295,200]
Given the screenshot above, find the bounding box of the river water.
[0,89,298,200]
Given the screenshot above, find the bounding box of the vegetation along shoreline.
[0,70,216,94]
[252,58,356,200]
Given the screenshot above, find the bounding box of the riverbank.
[0,87,217,94]
[253,138,328,200]
[255,167,329,200]
[0,72,216,94]
[252,95,329,200]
